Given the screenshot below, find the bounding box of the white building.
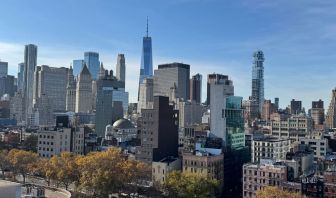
[299,136,328,159]
[152,157,181,185]
[105,119,137,144]
[37,127,72,158]
[76,64,93,113]
[137,77,154,114]
[251,137,290,162]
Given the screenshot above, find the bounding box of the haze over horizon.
[1,0,336,109]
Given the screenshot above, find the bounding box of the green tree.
[164,171,219,198]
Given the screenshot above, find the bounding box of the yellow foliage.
[255,186,306,198]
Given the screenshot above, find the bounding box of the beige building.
[182,152,224,187]
[243,161,287,198]
[251,137,290,162]
[270,115,313,140]
[261,99,276,121]
[152,157,181,185]
[66,66,76,112]
[76,64,93,113]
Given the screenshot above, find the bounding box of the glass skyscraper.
[138,20,153,98]
[73,59,84,77]
[84,52,100,80]
[251,50,265,112]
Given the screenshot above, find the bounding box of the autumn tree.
[22,135,38,152]
[255,186,306,198]
[164,171,219,198]
[7,149,38,183]
[50,152,80,190]
[0,150,9,178]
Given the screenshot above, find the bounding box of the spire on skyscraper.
[146,16,149,37]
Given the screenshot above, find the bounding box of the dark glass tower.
[138,18,153,99]
[251,50,265,113]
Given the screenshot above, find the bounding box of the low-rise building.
[251,136,290,162]
[299,136,328,160]
[243,160,288,198]
[152,157,181,185]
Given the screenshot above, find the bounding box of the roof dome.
[112,118,134,129]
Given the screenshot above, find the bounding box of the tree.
[0,150,9,178]
[255,186,306,198]
[51,152,80,190]
[164,171,219,198]
[22,135,38,152]
[7,149,38,183]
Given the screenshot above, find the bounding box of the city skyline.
[1,0,336,108]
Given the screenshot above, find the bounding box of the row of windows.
[39,141,54,145]
[38,147,53,152]
[39,135,54,139]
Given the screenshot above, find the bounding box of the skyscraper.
[84,52,100,80]
[251,50,265,113]
[0,61,8,78]
[190,73,202,104]
[154,63,190,101]
[17,63,24,92]
[311,99,324,129]
[33,65,68,112]
[66,66,76,112]
[23,44,38,125]
[137,77,154,113]
[326,89,336,129]
[76,64,93,113]
[116,54,126,86]
[73,59,84,77]
[274,97,279,110]
[290,99,302,115]
[138,18,153,98]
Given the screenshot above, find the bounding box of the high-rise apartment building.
[290,99,302,115]
[66,66,76,112]
[75,64,93,113]
[72,59,84,77]
[261,99,276,121]
[116,54,126,86]
[154,63,190,101]
[23,44,38,125]
[17,63,24,92]
[136,96,179,163]
[274,97,279,110]
[0,61,8,78]
[84,52,100,80]
[0,75,15,97]
[137,77,154,113]
[226,96,245,149]
[33,65,68,112]
[190,73,202,104]
[10,92,24,124]
[251,50,265,113]
[326,88,336,129]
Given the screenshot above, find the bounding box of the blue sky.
[1,0,336,109]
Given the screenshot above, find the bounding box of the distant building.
[136,96,179,163]
[299,136,328,160]
[116,54,126,86]
[311,99,324,129]
[274,97,279,110]
[17,63,24,92]
[177,100,203,128]
[326,88,336,129]
[189,73,202,104]
[0,61,8,78]
[75,64,93,113]
[10,92,24,124]
[23,44,38,125]
[243,160,287,198]
[206,73,233,106]
[137,77,154,114]
[261,99,276,121]
[251,137,290,162]
[72,59,84,77]
[154,63,190,101]
[84,52,100,80]
[66,66,76,112]
[290,99,302,115]
[0,75,15,97]
[105,118,137,144]
[152,157,181,185]
[251,50,265,113]
[243,97,259,122]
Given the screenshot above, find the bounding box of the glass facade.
[84,52,100,80]
[112,88,129,114]
[251,50,264,112]
[226,96,245,149]
[73,59,84,77]
[139,36,153,85]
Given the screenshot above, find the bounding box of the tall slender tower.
[138,18,153,99]
[116,54,126,87]
[190,73,202,104]
[76,64,93,113]
[84,52,100,80]
[251,50,265,113]
[66,66,77,112]
[326,89,336,129]
[23,44,38,125]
